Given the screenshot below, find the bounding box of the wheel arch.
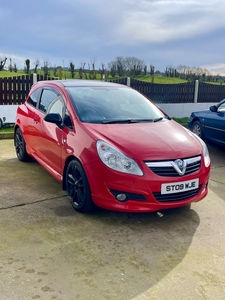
[190,116,201,127]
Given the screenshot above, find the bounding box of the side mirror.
[209,105,217,112]
[44,113,62,127]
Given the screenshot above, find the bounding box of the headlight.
[96,140,143,176]
[194,134,210,167]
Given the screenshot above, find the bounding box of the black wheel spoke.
[14,128,31,162]
[66,160,94,213]
[15,132,23,157]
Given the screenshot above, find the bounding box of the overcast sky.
[1,0,225,75]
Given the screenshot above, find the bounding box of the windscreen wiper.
[102,119,154,124]
[153,117,164,122]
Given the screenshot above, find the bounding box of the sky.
[1,0,225,75]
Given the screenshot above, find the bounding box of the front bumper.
[85,158,210,212]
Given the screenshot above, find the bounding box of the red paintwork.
[15,80,210,212]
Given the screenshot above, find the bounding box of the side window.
[47,96,63,118]
[39,89,59,113]
[27,88,41,108]
[217,102,225,113]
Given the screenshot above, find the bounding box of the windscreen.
[66,86,165,124]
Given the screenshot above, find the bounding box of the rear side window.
[27,88,41,108]
[39,89,59,113]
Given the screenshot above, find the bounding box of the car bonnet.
[83,120,202,161]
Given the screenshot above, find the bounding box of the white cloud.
[204,63,225,76]
[110,0,225,44]
[0,0,225,72]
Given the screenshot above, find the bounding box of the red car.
[14,80,210,213]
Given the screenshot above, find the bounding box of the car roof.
[34,79,126,88]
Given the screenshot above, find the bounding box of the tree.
[125,57,145,75]
[80,62,88,79]
[43,60,51,77]
[101,63,105,80]
[0,57,7,71]
[70,62,75,78]
[108,57,126,76]
[150,65,155,83]
[108,62,117,77]
[144,65,147,76]
[53,66,58,77]
[116,56,126,76]
[34,59,40,73]
[90,58,97,79]
[58,66,62,79]
[13,62,17,73]
[9,58,13,72]
[25,59,30,74]
[108,56,146,76]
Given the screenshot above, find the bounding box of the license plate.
[161,178,199,194]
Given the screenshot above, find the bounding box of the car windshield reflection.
[66,86,164,123]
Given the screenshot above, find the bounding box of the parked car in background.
[14,80,210,213]
[188,99,225,147]
[0,117,14,129]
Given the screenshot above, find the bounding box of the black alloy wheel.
[14,127,32,162]
[66,159,95,213]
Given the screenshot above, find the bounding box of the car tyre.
[191,120,203,139]
[66,159,95,213]
[15,127,32,162]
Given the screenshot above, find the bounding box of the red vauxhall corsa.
[14,80,210,213]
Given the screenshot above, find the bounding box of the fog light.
[116,194,127,201]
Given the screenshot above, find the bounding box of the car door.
[23,87,42,153]
[35,87,74,176]
[34,88,63,174]
[204,101,225,145]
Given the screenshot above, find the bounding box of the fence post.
[127,77,130,87]
[194,80,199,103]
[33,73,37,84]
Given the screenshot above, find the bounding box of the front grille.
[153,186,201,202]
[146,156,201,177]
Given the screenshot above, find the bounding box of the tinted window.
[39,89,59,113]
[27,88,41,108]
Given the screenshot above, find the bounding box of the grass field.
[0,126,14,132]
[1,70,224,85]
[0,70,189,84]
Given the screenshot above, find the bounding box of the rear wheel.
[14,127,32,162]
[66,159,95,213]
[191,120,203,139]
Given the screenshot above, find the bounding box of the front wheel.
[66,159,95,213]
[191,120,203,139]
[14,127,32,162]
